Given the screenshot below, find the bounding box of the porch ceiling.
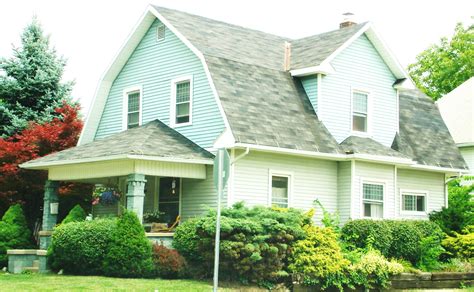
[20,120,214,180]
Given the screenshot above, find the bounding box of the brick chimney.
[340,12,357,29]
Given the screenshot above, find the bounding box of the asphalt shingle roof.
[341,136,409,159]
[24,120,214,165]
[393,89,468,170]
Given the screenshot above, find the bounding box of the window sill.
[400,211,428,216]
[351,131,372,138]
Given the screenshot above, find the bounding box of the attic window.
[157,23,165,41]
[352,91,368,132]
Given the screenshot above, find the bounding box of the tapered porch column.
[126,173,147,223]
[39,180,59,249]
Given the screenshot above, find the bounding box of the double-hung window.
[271,175,290,208]
[171,77,192,127]
[401,191,427,213]
[352,91,368,132]
[124,88,142,129]
[362,182,384,218]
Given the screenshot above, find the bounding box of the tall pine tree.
[0,17,73,137]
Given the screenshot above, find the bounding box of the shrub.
[172,218,201,262]
[102,209,153,278]
[348,250,404,289]
[442,226,474,260]
[289,225,349,290]
[152,244,187,278]
[418,236,445,271]
[341,220,393,255]
[48,218,116,275]
[429,178,474,235]
[173,202,309,286]
[0,204,33,267]
[61,204,86,225]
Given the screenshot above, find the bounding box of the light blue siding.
[337,161,352,223]
[300,75,318,113]
[320,34,398,147]
[95,19,225,148]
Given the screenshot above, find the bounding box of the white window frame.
[400,189,429,215]
[122,85,143,130]
[268,170,293,208]
[170,76,193,128]
[360,179,385,219]
[156,23,165,41]
[350,88,372,137]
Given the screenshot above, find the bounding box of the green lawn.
[0,274,242,292]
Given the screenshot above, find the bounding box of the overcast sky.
[1,0,473,115]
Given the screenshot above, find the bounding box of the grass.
[0,273,240,292]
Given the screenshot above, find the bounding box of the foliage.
[0,204,33,267]
[341,219,393,256]
[143,211,165,224]
[48,218,116,275]
[152,244,187,279]
[418,236,445,271]
[0,18,73,137]
[173,202,310,286]
[348,250,404,289]
[313,199,340,232]
[102,210,153,278]
[430,178,474,235]
[61,204,86,225]
[442,225,474,260]
[341,219,444,267]
[172,218,202,262]
[408,23,474,100]
[0,102,91,226]
[437,258,473,272]
[92,186,122,206]
[289,225,349,290]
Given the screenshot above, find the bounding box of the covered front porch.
[20,120,217,250]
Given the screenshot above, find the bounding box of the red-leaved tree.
[0,102,92,227]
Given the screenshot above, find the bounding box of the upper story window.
[362,182,384,218]
[157,23,165,41]
[270,174,290,208]
[123,86,142,130]
[170,76,193,127]
[401,191,427,213]
[352,91,368,132]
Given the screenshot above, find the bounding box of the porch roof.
[21,120,214,169]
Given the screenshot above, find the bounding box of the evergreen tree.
[0,17,73,137]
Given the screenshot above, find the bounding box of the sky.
[0,0,473,115]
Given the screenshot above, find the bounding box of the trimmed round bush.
[152,243,187,278]
[341,219,393,256]
[289,226,349,289]
[0,204,33,267]
[48,218,116,275]
[61,204,86,225]
[102,210,153,278]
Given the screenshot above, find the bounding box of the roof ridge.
[293,22,369,43]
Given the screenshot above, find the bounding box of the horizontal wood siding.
[232,151,338,222]
[321,34,398,147]
[300,75,318,113]
[95,19,225,148]
[181,165,224,220]
[460,146,474,175]
[397,169,445,219]
[337,161,352,223]
[353,161,395,219]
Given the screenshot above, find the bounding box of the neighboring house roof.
[341,136,409,158]
[393,89,468,170]
[22,120,214,168]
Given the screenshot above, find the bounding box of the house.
[437,77,474,179]
[20,5,468,250]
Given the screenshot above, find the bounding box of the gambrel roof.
[74,5,467,172]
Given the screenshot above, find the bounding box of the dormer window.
[157,23,165,41]
[352,91,368,132]
[170,76,193,127]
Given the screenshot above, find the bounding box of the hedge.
[61,204,86,225]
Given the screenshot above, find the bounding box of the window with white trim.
[352,91,368,132]
[172,78,192,126]
[157,23,165,41]
[126,90,141,129]
[362,183,383,218]
[401,192,426,212]
[271,175,289,208]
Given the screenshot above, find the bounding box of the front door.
[158,177,180,226]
